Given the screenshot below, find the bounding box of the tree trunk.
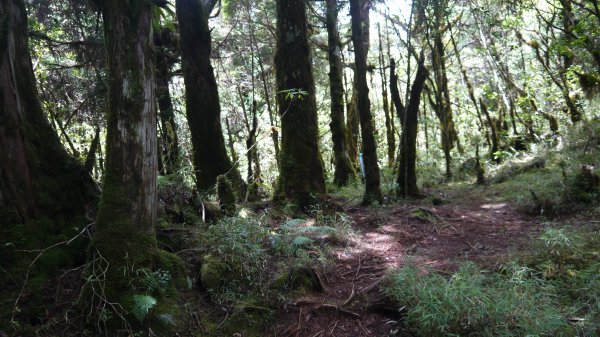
[176,0,244,195]
[397,54,428,197]
[256,53,280,172]
[89,0,159,312]
[378,23,395,167]
[431,31,458,179]
[274,0,326,208]
[155,28,180,175]
[326,0,356,186]
[350,0,383,205]
[0,0,96,242]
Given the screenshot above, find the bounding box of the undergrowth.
[384,224,600,337]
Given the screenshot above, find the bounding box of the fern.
[131,294,157,322]
[292,236,314,246]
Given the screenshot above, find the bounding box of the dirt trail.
[272,194,542,337]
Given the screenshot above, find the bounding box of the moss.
[273,266,323,292]
[217,174,236,216]
[202,297,272,337]
[155,250,187,289]
[200,254,226,291]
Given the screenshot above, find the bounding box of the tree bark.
[397,54,428,197]
[176,0,244,195]
[326,0,356,186]
[0,0,96,240]
[274,0,326,208]
[350,0,383,205]
[89,0,159,310]
[378,23,395,167]
[155,28,180,175]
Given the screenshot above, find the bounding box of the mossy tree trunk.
[89,0,159,311]
[396,54,428,197]
[326,0,356,186]
[350,0,383,205]
[0,0,96,242]
[274,0,326,208]
[155,28,180,175]
[176,0,244,195]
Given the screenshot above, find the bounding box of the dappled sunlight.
[480,203,508,210]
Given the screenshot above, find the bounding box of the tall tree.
[424,0,459,179]
[155,27,181,175]
[392,54,429,197]
[88,0,159,313]
[326,0,356,186]
[350,0,383,205]
[0,0,96,244]
[378,23,396,167]
[176,0,244,195]
[274,0,326,208]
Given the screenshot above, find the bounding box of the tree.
[392,54,429,197]
[350,0,383,205]
[0,0,96,247]
[176,0,244,195]
[326,0,356,186]
[155,27,181,175]
[274,0,326,208]
[87,0,160,317]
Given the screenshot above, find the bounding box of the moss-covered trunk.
[0,0,96,246]
[326,0,356,186]
[397,55,428,197]
[175,0,244,195]
[274,0,326,208]
[88,0,158,313]
[350,0,383,205]
[155,28,180,175]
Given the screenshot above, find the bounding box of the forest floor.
[271,184,546,337]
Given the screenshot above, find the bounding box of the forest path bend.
[272,196,542,337]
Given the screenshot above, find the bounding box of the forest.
[0,0,599,336]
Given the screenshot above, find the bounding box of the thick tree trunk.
[326,0,356,186]
[274,0,326,208]
[155,29,180,175]
[397,55,428,197]
[0,0,96,240]
[176,0,244,195]
[350,0,383,205]
[89,0,158,311]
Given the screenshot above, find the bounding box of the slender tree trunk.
[431,32,457,179]
[378,23,395,167]
[480,98,500,161]
[346,90,360,170]
[176,0,245,195]
[350,0,383,205]
[326,0,356,186]
[225,117,239,166]
[155,29,180,175]
[397,54,428,197]
[256,54,280,171]
[0,0,96,239]
[89,0,159,311]
[274,0,326,208]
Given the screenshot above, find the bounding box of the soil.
[270,187,544,337]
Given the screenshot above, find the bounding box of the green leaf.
[131,294,157,322]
